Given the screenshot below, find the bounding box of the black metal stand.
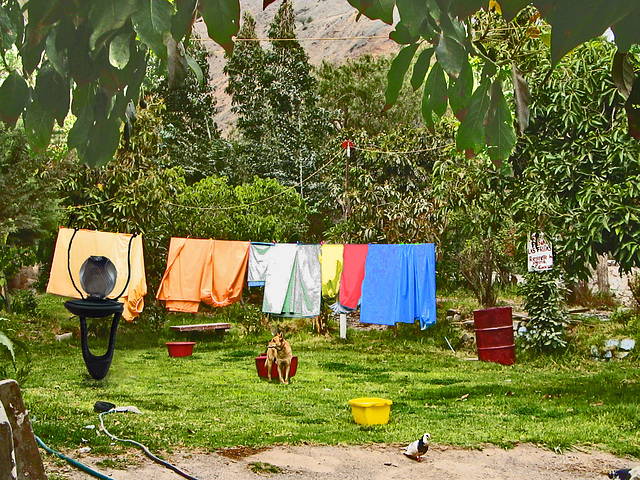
[64,299,124,380]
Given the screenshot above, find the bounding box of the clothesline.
[166,148,343,212]
[64,142,446,212]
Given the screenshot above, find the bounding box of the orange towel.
[206,240,250,307]
[156,238,250,312]
[46,227,147,321]
[156,238,213,313]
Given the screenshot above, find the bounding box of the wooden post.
[0,400,17,480]
[0,380,46,480]
[340,313,347,339]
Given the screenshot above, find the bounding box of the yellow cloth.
[156,238,250,312]
[46,227,147,321]
[319,244,344,301]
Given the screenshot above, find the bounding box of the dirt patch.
[217,445,268,460]
[42,443,636,479]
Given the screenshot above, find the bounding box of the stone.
[620,339,636,351]
[0,380,47,480]
[605,339,620,349]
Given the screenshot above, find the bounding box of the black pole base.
[64,299,124,380]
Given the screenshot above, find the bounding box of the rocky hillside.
[193,0,399,134]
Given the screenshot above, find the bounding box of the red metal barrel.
[473,306,515,365]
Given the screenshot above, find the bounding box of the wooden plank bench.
[170,323,231,335]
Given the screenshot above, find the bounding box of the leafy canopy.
[1,0,638,167]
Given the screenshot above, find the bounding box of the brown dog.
[265,333,293,384]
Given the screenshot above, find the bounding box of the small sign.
[528,233,553,272]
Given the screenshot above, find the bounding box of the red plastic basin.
[255,355,298,379]
[166,342,196,357]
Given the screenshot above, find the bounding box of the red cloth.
[338,244,369,309]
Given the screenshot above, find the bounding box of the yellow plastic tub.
[348,397,392,425]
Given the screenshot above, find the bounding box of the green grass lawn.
[4,295,640,460]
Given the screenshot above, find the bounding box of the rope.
[66,197,117,209]
[194,35,391,43]
[99,410,203,480]
[67,228,85,299]
[166,149,344,212]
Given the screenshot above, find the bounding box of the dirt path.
[44,443,636,479]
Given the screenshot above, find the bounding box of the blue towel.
[360,244,437,328]
[360,244,403,325]
[411,244,437,330]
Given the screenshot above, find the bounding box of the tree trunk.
[596,254,610,294]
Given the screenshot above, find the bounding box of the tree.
[0,128,60,310]
[354,0,640,166]
[511,39,640,280]
[324,127,448,244]
[224,2,333,201]
[147,40,226,183]
[317,55,423,136]
[432,151,516,306]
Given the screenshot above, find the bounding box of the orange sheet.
[156,238,250,312]
[46,227,147,321]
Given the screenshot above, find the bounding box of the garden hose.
[35,435,113,480]
[99,409,203,480]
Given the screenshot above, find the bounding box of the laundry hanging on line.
[46,227,147,321]
[155,238,250,313]
[360,243,437,328]
[247,242,275,287]
[262,244,322,318]
[319,244,344,303]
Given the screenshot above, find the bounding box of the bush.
[519,271,568,353]
[10,290,38,315]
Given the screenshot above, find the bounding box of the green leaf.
[35,62,70,126]
[389,23,420,45]
[45,25,67,79]
[0,332,15,364]
[448,57,473,121]
[394,0,430,42]
[67,102,93,151]
[512,64,531,134]
[347,0,395,25]
[549,0,639,65]
[109,31,133,69]
[435,33,467,78]
[89,0,140,51]
[131,0,173,59]
[421,62,448,131]
[385,43,419,110]
[456,79,491,154]
[484,79,516,167]
[498,0,533,22]
[172,0,197,42]
[24,98,55,150]
[199,0,240,55]
[186,52,204,85]
[0,6,17,51]
[612,9,640,53]
[411,47,434,90]
[612,51,635,100]
[0,72,29,128]
[83,117,122,167]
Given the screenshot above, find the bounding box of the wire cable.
[35,435,113,480]
[99,410,203,480]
